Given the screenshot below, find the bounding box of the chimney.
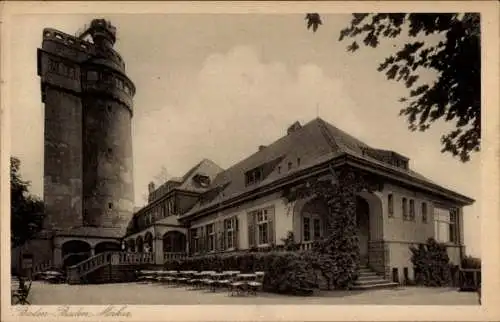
[148,181,155,193]
[287,121,302,135]
[258,145,267,151]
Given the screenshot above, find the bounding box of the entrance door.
[356,196,370,265]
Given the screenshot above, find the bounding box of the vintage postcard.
[1,1,498,321]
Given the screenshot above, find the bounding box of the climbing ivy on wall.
[283,166,374,289]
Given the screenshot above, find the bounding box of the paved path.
[25,282,478,305]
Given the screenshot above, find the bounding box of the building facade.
[124,118,473,282]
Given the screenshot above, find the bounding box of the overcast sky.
[8,13,481,256]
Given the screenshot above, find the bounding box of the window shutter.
[234,217,239,249]
[248,212,256,248]
[220,220,226,251]
[268,207,275,245]
[200,227,205,253]
[187,228,192,255]
[214,222,220,252]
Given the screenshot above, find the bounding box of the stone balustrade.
[116,252,154,265]
[299,242,314,251]
[163,252,187,262]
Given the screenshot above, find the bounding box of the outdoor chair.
[162,271,178,285]
[12,277,32,305]
[218,272,237,290]
[176,271,191,285]
[229,275,250,296]
[247,272,265,295]
[201,273,218,291]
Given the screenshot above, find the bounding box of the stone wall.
[43,88,83,230]
[82,97,134,232]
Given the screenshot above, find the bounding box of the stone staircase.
[66,252,155,284]
[352,266,399,290]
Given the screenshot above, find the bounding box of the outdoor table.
[208,273,225,291]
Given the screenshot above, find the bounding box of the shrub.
[461,256,481,269]
[302,238,359,290]
[166,250,317,295]
[280,231,301,251]
[410,238,452,287]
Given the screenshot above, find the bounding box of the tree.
[306,13,480,162]
[11,156,45,247]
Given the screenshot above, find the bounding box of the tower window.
[297,158,301,167]
[288,162,292,170]
[107,105,112,112]
[87,71,99,81]
[108,203,113,209]
[107,148,113,154]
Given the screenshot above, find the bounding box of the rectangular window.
[245,167,263,186]
[303,217,311,242]
[422,202,428,223]
[313,218,321,240]
[257,210,269,245]
[191,228,199,254]
[434,207,458,243]
[388,193,394,217]
[248,206,274,247]
[87,70,99,81]
[48,59,59,73]
[402,198,409,221]
[224,218,235,249]
[207,223,215,252]
[409,199,415,221]
[302,214,323,242]
[449,209,458,243]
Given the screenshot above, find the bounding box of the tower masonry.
[38,19,136,238]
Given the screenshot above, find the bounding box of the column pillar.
[90,246,95,256]
[53,246,62,268]
[154,236,163,265]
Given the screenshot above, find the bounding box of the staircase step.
[355,278,393,286]
[352,282,399,290]
[358,275,384,282]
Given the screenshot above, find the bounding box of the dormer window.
[245,167,263,186]
[193,174,211,188]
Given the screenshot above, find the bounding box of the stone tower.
[37,19,135,238]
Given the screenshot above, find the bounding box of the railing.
[62,251,91,264]
[459,268,481,291]
[164,252,187,262]
[116,252,155,265]
[299,243,314,251]
[33,259,53,273]
[67,252,113,284]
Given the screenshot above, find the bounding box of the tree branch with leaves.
[11,157,45,247]
[306,13,480,162]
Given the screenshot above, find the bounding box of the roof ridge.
[315,117,340,153]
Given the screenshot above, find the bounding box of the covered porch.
[288,171,387,274]
[123,225,188,265]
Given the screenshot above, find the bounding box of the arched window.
[402,197,408,220]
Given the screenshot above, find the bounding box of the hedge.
[165,251,318,295]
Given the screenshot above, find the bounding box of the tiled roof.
[180,117,473,218]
